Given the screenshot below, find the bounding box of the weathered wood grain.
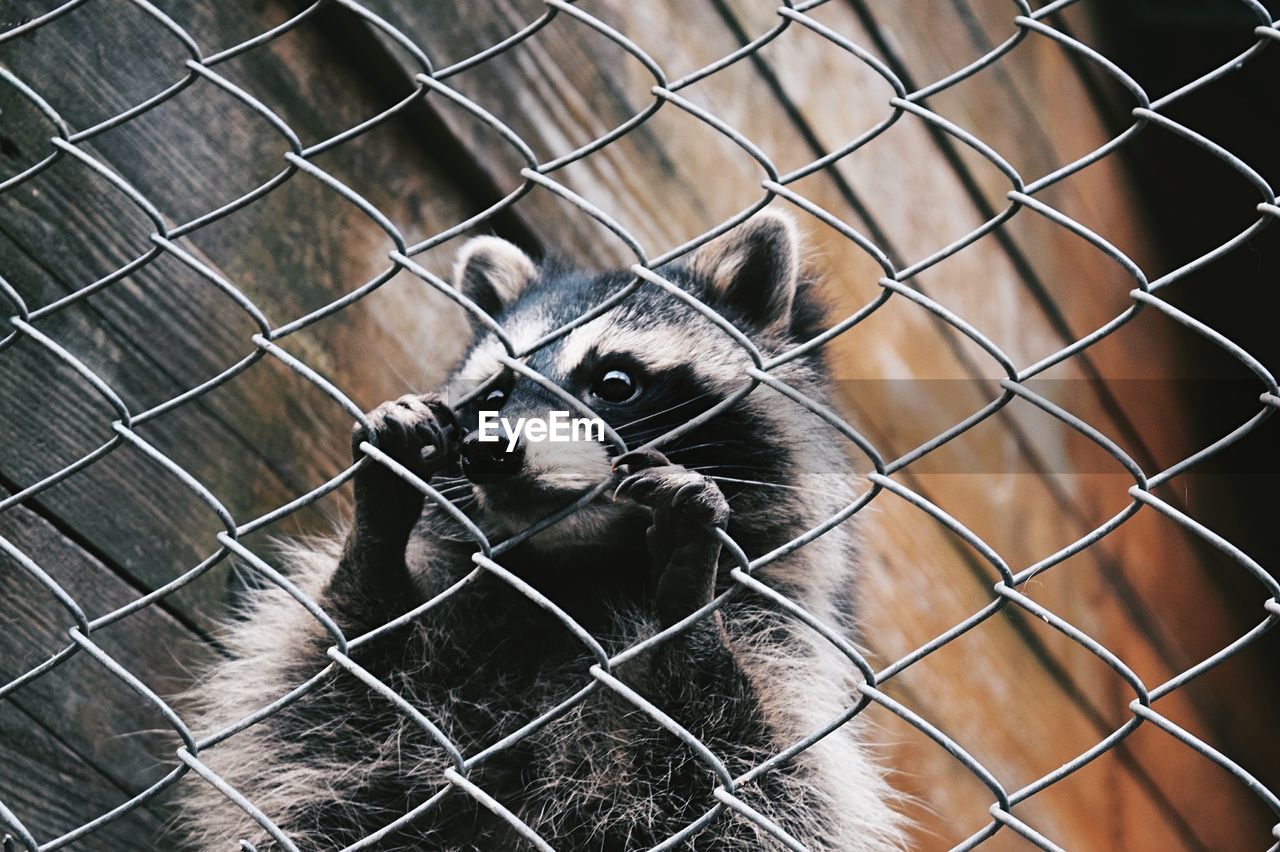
[1,2,525,843]
[0,1,1270,850]
[0,0,504,631]
[0,504,207,844]
[0,504,206,784]
[794,2,1276,843]
[349,1,1271,847]
[0,702,160,850]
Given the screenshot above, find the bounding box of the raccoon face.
[443,211,811,540]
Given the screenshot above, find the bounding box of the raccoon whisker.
[432,477,468,488]
[613,390,719,432]
[725,485,758,507]
[615,423,688,446]
[664,440,753,456]
[704,475,830,496]
[685,464,768,476]
[434,485,473,496]
[429,525,479,544]
[612,434,670,454]
[386,361,419,396]
[619,419,755,447]
[670,435,753,448]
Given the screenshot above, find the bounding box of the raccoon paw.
[352,393,460,478]
[613,448,730,626]
[350,393,461,541]
[611,448,730,529]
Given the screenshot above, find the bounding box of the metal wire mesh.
[1,0,1278,849]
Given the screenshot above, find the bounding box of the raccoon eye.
[590,369,639,404]
[483,386,507,408]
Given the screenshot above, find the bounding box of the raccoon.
[179,211,906,851]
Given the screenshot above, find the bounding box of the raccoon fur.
[178,211,906,851]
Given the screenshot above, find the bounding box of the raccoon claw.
[613,462,729,627]
[352,393,460,480]
[613,463,729,529]
[611,447,671,474]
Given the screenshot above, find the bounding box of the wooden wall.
[1,1,1273,849]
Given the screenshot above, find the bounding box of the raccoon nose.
[461,430,525,482]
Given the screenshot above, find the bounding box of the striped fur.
[177,212,907,850]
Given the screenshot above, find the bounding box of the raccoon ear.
[453,236,537,316]
[687,210,799,333]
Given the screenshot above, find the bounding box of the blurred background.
[1,1,1277,849]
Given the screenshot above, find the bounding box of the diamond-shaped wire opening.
[1,1,1278,850]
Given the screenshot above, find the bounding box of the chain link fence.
[1,0,1278,849]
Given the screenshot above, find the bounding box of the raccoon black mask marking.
[179,211,906,851]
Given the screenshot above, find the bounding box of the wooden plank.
[817,0,1252,657]
[659,4,1269,847]
[348,1,1270,847]
[856,511,1193,849]
[0,503,208,791]
[0,5,550,843]
[1,1,1268,849]
[0,703,159,850]
[0,0,503,629]
[0,5,547,842]
[766,3,1276,844]
[934,0,1280,777]
[0,263,301,632]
